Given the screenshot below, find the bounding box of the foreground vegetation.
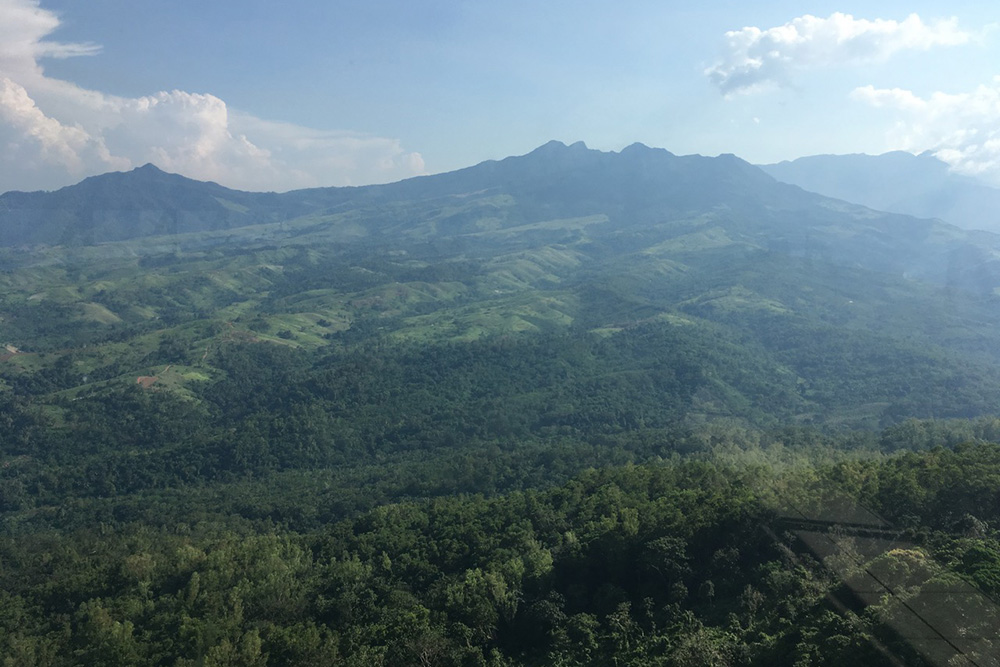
[4,148,1000,664]
[3,320,1000,664]
[2,437,1000,665]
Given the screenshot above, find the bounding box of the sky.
[2,0,1000,193]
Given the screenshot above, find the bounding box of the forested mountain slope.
[3,142,1000,664]
[6,141,1000,300]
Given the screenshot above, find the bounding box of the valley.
[2,143,1000,665]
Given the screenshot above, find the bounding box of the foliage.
[5,148,1000,663]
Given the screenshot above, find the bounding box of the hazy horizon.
[3,1,1000,192]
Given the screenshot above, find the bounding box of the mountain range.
[4,141,1000,298]
[5,141,1000,664]
[5,140,1000,431]
[4,141,787,246]
[761,150,1000,232]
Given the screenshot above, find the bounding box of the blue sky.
[2,0,999,192]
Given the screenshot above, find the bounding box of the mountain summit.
[0,163,290,246]
[0,142,791,246]
[3,141,1000,299]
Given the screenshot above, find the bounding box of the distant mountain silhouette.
[0,142,808,246]
[760,152,1000,232]
[4,141,1000,297]
[0,164,303,246]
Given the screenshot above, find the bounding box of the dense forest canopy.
[2,145,1000,664]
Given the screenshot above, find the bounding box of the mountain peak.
[128,163,172,179]
[528,140,590,156]
[620,142,676,158]
[531,139,567,152]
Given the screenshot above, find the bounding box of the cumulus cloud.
[0,0,99,77]
[0,0,425,192]
[707,12,969,96]
[852,79,1000,184]
[0,77,119,173]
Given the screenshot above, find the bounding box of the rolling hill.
[4,141,1000,665]
[4,141,1000,430]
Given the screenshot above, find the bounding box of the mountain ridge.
[760,151,1000,232]
[4,140,1000,300]
[0,141,795,246]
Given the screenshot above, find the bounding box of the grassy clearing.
[680,286,791,315]
[394,292,577,343]
[469,213,609,237]
[643,227,740,254]
[79,302,123,324]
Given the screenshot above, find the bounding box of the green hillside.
[2,143,1000,664]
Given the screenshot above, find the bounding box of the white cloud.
[229,114,428,190]
[0,76,124,176]
[0,0,425,192]
[851,79,1000,184]
[707,13,969,96]
[0,0,99,79]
